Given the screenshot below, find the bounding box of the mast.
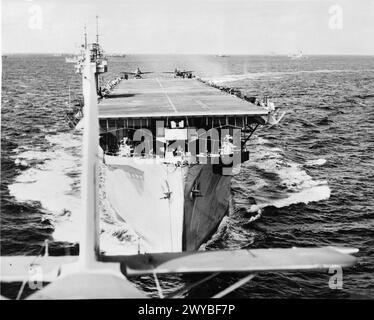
[95,16,99,91]
[84,25,87,49]
[74,20,108,95]
[96,15,99,44]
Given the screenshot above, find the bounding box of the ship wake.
[8,132,139,254]
[233,136,331,216]
[8,132,331,253]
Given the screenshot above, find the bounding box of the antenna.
[96,15,99,44]
[84,25,87,49]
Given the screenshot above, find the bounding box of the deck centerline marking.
[155,78,178,113]
[193,99,210,110]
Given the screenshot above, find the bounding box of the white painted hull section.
[104,156,185,253]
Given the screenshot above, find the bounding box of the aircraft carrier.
[97,77,270,253]
[71,33,278,254]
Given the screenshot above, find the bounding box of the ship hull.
[182,164,231,251]
[103,156,231,253]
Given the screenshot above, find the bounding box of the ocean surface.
[1,54,373,299]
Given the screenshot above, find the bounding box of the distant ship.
[107,53,126,57]
[288,51,304,59]
[216,54,230,57]
[65,56,79,63]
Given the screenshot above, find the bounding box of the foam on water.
[206,69,374,84]
[9,134,82,241]
[244,137,331,213]
[9,153,80,215]
[248,185,331,213]
[305,158,327,167]
[8,132,141,254]
[46,133,83,149]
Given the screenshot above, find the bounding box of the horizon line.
[2,52,374,57]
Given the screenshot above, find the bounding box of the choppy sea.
[1,54,373,299]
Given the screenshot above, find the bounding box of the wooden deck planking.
[98,78,268,119]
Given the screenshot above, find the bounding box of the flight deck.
[98,78,269,119]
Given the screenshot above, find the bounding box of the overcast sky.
[1,0,374,54]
